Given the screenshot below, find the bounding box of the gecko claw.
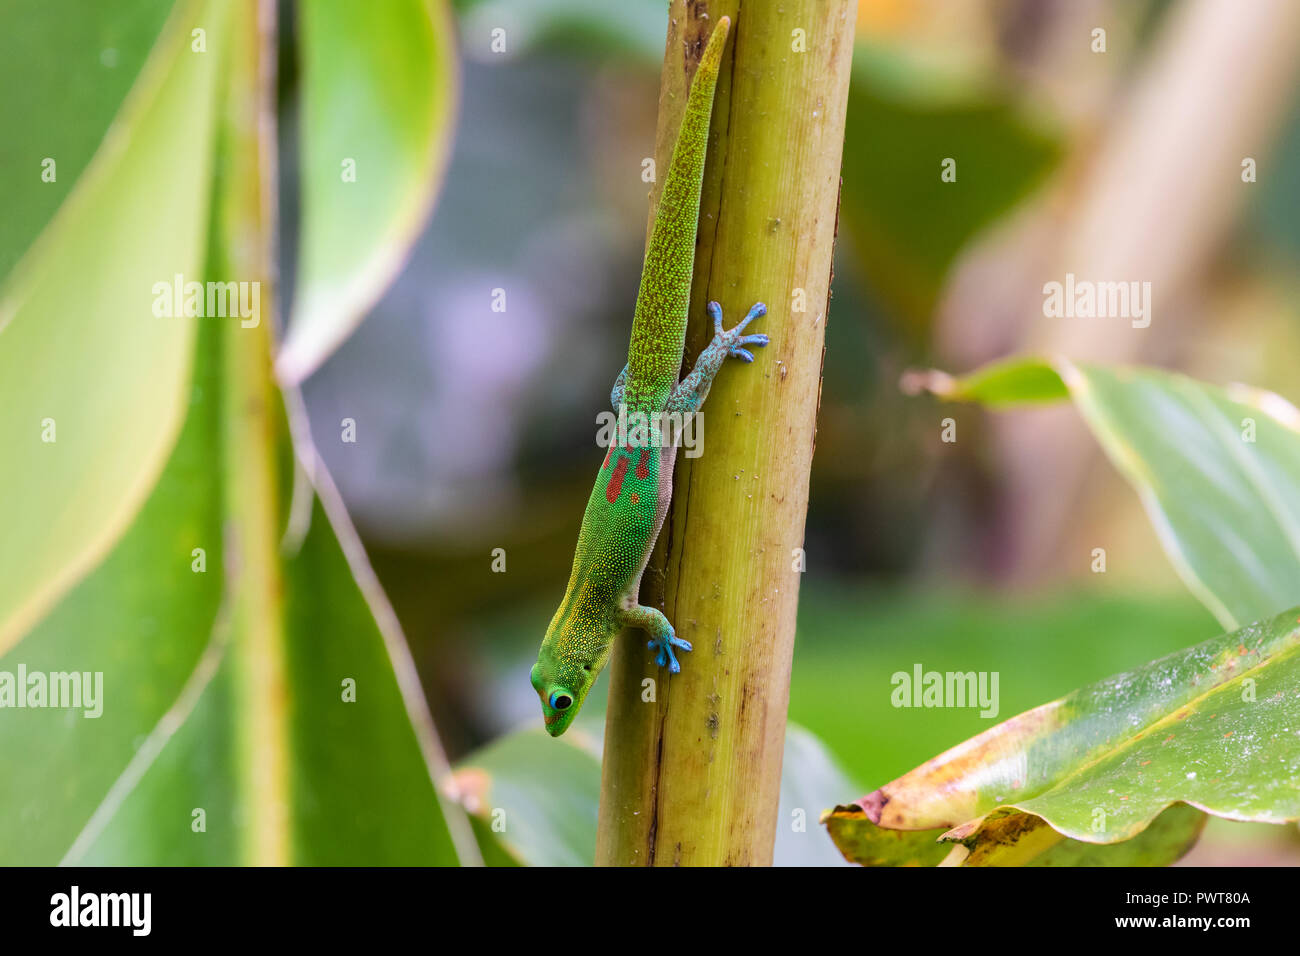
[647,633,693,673]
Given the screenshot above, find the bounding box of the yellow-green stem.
[218,0,288,866]
[596,0,857,866]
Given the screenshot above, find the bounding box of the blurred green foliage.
[0,0,473,866]
[839,44,1062,339]
[0,0,174,278]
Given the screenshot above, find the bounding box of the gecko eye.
[549,691,573,711]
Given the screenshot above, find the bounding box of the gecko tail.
[623,13,734,408]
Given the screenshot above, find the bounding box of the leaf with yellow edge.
[826,607,1300,865]
[0,0,225,655]
[818,811,950,867]
[276,0,458,383]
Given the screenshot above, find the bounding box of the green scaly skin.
[531,16,770,737]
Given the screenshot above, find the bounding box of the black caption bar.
[0,865,1282,943]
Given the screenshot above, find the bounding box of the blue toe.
[649,632,691,672]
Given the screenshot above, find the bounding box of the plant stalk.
[595,0,857,866]
[218,0,288,866]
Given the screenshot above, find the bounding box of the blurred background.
[283,0,1300,863]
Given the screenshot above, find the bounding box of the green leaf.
[284,494,471,865]
[2,320,474,864]
[0,0,176,277]
[816,815,951,867]
[826,607,1300,864]
[451,727,604,867]
[66,489,473,865]
[0,323,224,864]
[450,724,857,866]
[0,0,223,654]
[900,356,1070,408]
[276,0,458,383]
[909,358,1300,629]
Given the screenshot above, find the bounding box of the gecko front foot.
[665,301,772,415]
[708,300,769,363]
[648,632,693,673]
[618,604,693,673]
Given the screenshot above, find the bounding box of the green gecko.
[531,15,768,737]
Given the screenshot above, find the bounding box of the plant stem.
[219,0,288,866]
[595,0,857,866]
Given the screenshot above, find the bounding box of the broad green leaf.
[826,607,1300,864]
[911,357,1300,629]
[282,496,472,864]
[72,0,474,853]
[0,0,223,654]
[0,323,224,864]
[450,723,857,866]
[451,727,604,867]
[3,324,473,863]
[277,0,458,384]
[0,0,176,278]
[68,493,473,865]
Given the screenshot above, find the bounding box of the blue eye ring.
[549,691,574,711]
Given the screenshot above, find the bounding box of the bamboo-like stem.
[219,0,288,866]
[596,0,857,866]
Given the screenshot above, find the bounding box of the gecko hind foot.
[647,632,693,673]
[707,301,770,363]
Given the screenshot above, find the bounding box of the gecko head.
[531,657,597,738]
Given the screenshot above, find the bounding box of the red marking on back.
[636,449,651,480]
[606,455,629,503]
[602,444,613,468]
